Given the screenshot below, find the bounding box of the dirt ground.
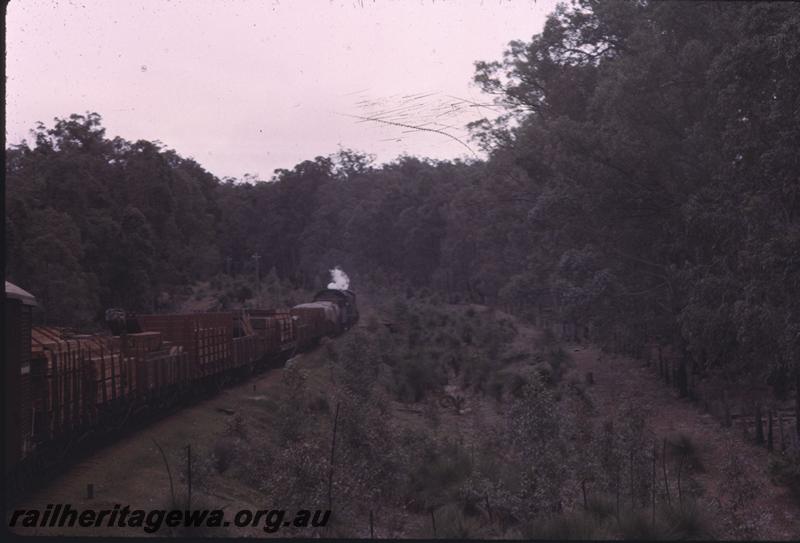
[568,344,800,540]
[9,297,800,539]
[8,360,298,537]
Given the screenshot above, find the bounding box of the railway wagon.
[4,282,36,476]
[136,313,235,378]
[4,280,358,494]
[239,308,296,355]
[28,327,190,442]
[313,289,359,329]
[291,303,337,349]
[4,282,194,483]
[30,328,120,443]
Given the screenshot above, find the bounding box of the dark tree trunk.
[677,359,688,398]
[755,402,765,445]
[658,345,664,379]
[662,439,671,507]
[767,408,774,451]
[773,366,788,400]
[723,389,732,428]
[796,373,800,439]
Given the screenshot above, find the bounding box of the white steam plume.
[327,266,350,290]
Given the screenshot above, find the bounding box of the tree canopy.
[6,1,800,398]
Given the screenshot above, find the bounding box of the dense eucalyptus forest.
[6,1,800,440]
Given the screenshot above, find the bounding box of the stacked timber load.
[233,333,264,367]
[132,344,189,395]
[28,327,191,439]
[245,309,295,353]
[30,327,124,438]
[110,331,163,352]
[112,330,189,395]
[137,313,234,378]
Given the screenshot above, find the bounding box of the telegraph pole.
[252,253,261,304]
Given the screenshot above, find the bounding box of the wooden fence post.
[662,439,671,508]
[327,402,341,511]
[582,479,588,510]
[615,464,621,521]
[676,452,684,506]
[629,449,635,509]
[186,444,192,510]
[767,409,774,451]
[755,403,765,445]
[153,438,177,509]
[651,444,656,527]
[369,510,374,538]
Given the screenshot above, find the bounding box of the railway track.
[5,282,360,504]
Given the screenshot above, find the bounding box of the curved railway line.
[3,281,358,502]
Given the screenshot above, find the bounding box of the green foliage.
[585,494,616,521]
[768,452,800,502]
[660,500,715,540]
[666,432,704,473]
[617,509,660,541]
[546,346,572,385]
[522,513,602,540]
[395,356,443,403]
[407,439,473,508]
[6,2,799,436]
[434,502,482,539]
[487,372,528,402]
[212,439,236,474]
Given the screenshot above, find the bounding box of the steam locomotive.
[3,281,358,493]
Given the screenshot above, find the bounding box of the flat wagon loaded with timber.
[3,280,358,495]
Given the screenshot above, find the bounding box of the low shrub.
[488,374,506,402]
[407,439,473,508]
[538,328,558,349]
[307,395,330,414]
[769,452,800,502]
[234,285,252,303]
[666,432,704,472]
[434,502,482,539]
[617,509,659,540]
[212,439,236,474]
[547,347,572,384]
[395,356,443,402]
[586,494,616,521]
[522,513,601,540]
[660,500,715,540]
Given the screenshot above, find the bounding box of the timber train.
[3,281,358,492]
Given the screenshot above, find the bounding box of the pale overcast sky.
[6,0,557,179]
